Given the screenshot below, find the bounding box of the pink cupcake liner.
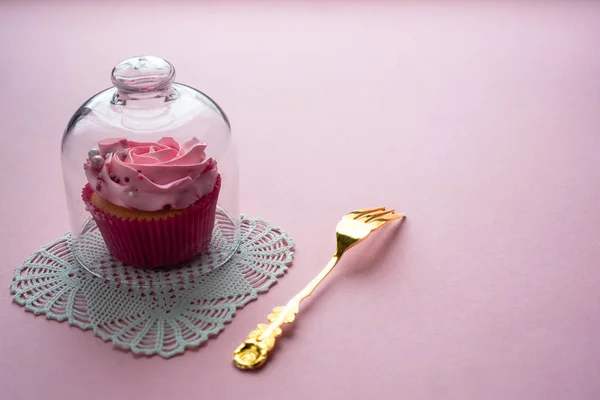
[81,175,221,268]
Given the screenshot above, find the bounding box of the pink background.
[1,1,600,399]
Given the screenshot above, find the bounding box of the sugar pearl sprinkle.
[87,148,100,159]
[122,184,136,197]
[90,155,105,171]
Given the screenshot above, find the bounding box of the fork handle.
[233,256,340,369]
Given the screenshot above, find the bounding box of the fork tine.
[344,207,386,220]
[369,213,406,228]
[353,207,386,214]
[359,209,395,223]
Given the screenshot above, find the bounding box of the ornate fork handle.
[233,257,339,369]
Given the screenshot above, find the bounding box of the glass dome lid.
[61,55,239,282]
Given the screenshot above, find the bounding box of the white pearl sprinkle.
[90,155,105,170]
[88,148,100,159]
[128,191,134,197]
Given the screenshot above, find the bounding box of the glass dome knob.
[111,56,175,94]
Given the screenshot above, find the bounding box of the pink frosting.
[84,137,218,212]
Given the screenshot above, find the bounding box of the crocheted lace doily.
[10,216,294,358]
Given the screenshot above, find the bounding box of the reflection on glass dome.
[61,56,239,280]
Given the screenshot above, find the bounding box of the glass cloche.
[61,55,239,284]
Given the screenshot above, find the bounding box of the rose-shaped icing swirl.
[84,137,218,212]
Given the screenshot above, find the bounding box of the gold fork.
[233,207,405,369]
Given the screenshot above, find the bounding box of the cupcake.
[81,136,220,268]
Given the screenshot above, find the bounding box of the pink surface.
[1,1,600,399]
